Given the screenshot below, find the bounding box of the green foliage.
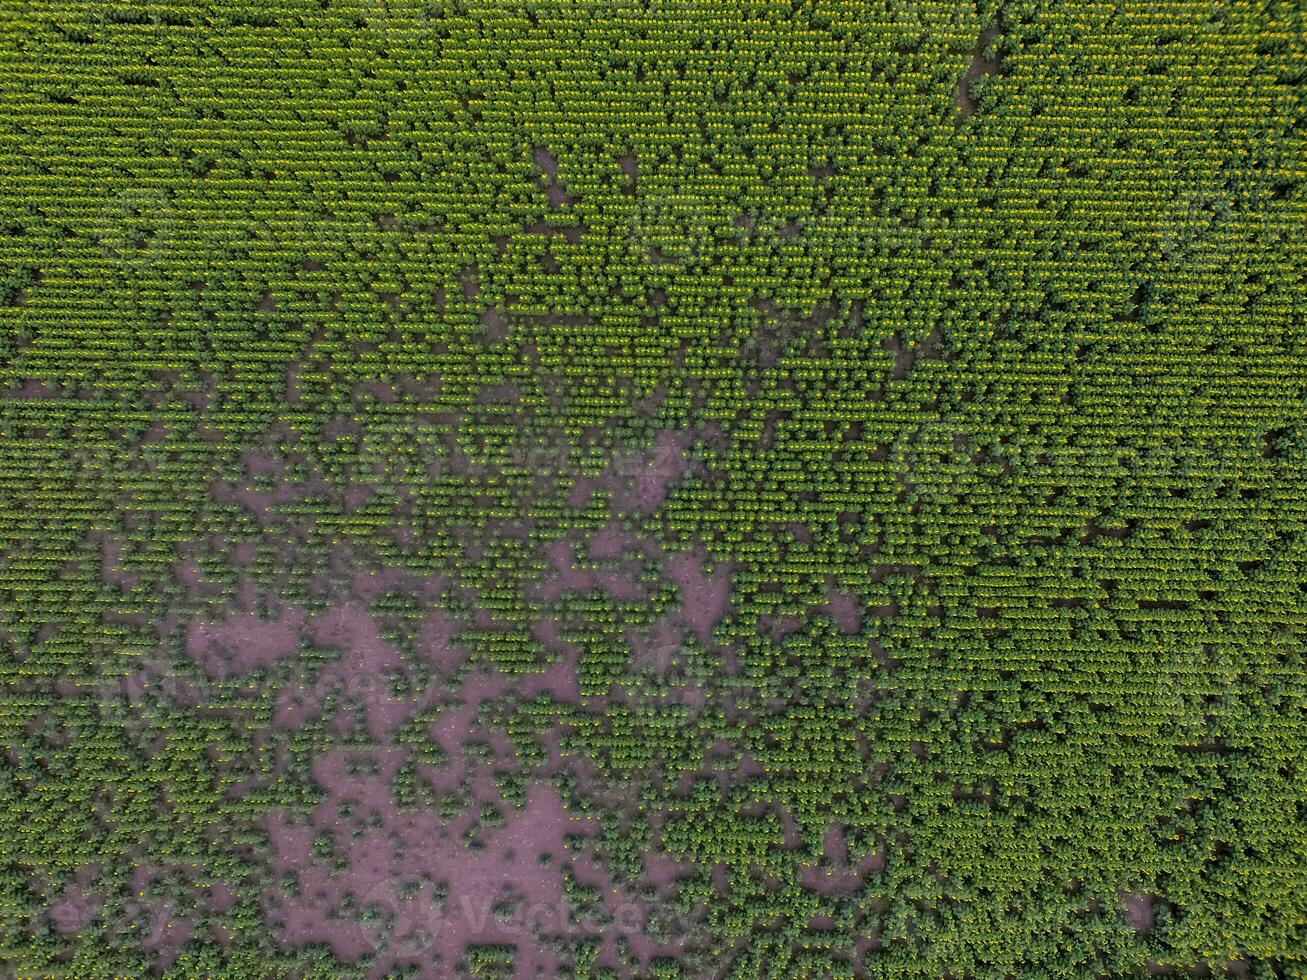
[1,0,1304,977]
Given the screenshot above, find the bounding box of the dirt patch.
[1120,890,1157,935]
[955,24,1003,116]
[185,607,306,678]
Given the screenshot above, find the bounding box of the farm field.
[0,1,1305,977]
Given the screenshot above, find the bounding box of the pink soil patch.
[663,550,733,645]
[48,885,99,936]
[99,536,140,592]
[614,429,695,514]
[535,539,593,603]
[207,881,237,913]
[627,617,684,677]
[211,462,338,526]
[760,612,804,642]
[537,535,650,608]
[822,822,849,864]
[273,603,437,740]
[342,484,377,513]
[417,605,467,674]
[798,824,879,897]
[4,378,58,399]
[353,380,397,404]
[229,541,257,565]
[265,747,662,979]
[643,849,695,895]
[825,584,863,634]
[352,566,445,605]
[566,476,596,510]
[242,451,284,478]
[141,904,195,971]
[422,672,513,794]
[185,606,305,678]
[1121,890,1156,935]
[173,558,221,598]
[593,567,647,604]
[586,520,636,560]
[532,145,559,179]
[519,618,581,703]
[566,428,701,515]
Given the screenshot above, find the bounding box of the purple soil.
[185,606,305,678]
[271,603,448,740]
[214,462,386,529]
[797,823,884,897]
[520,619,581,703]
[566,842,685,970]
[642,849,695,895]
[284,362,303,402]
[760,612,805,643]
[321,415,360,442]
[342,484,377,513]
[662,549,733,645]
[824,584,863,634]
[141,904,195,971]
[99,536,140,592]
[532,146,559,179]
[543,183,576,208]
[246,556,698,975]
[532,723,605,801]
[955,25,1002,115]
[564,475,597,510]
[586,520,636,560]
[48,885,100,936]
[265,747,676,978]
[421,670,513,794]
[1121,890,1156,935]
[352,566,446,605]
[535,540,596,603]
[856,928,884,962]
[567,429,698,514]
[4,378,58,399]
[162,420,758,975]
[242,451,283,478]
[594,561,650,604]
[627,618,684,677]
[208,881,237,913]
[822,822,848,865]
[528,493,736,702]
[535,538,649,608]
[211,474,317,526]
[353,380,398,404]
[417,605,466,674]
[478,307,510,344]
[173,557,223,600]
[739,800,804,852]
[229,541,257,565]
[614,429,696,514]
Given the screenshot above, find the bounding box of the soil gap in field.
[955,22,1004,116]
